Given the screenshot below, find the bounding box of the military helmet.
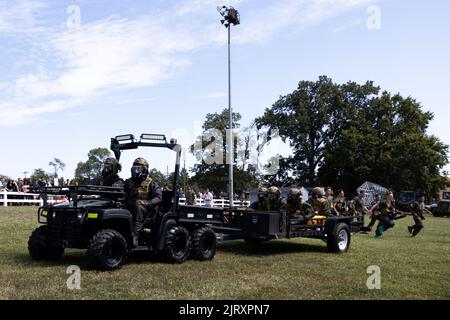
[312,187,325,198]
[258,186,269,195]
[133,157,149,169]
[268,186,281,195]
[287,188,301,204]
[103,157,122,171]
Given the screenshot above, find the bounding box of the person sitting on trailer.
[334,189,347,216]
[308,187,333,217]
[250,187,270,211]
[267,186,286,211]
[287,188,314,221]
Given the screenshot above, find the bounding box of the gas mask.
[101,164,115,179]
[258,194,267,202]
[287,194,300,205]
[131,165,147,181]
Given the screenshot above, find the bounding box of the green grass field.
[0,207,449,300]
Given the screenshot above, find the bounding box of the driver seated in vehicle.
[101,158,124,187]
[124,158,162,244]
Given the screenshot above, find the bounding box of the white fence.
[0,191,63,207]
[0,191,250,208]
[179,198,250,208]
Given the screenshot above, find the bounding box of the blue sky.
[0,0,449,180]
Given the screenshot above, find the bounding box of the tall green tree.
[190,108,258,194]
[319,92,449,196]
[74,148,111,184]
[149,168,169,187]
[256,76,378,185]
[256,76,449,196]
[30,169,50,182]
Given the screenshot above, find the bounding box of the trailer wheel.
[191,227,217,261]
[87,229,128,271]
[163,226,191,263]
[28,226,64,260]
[327,223,351,253]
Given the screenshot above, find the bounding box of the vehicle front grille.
[49,209,81,225]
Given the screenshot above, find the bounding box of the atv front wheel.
[191,226,217,261]
[28,226,64,260]
[87,229,128,271]
[163,226,191,263]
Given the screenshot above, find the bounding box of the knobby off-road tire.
[163,225,191,264]
[28,226,64,260]
[327,223,351,253]
[87,229,128,271]
[190,226,217,261]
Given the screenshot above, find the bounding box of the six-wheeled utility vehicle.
[28,134,221,270]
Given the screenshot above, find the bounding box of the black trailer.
[181,206,363,253]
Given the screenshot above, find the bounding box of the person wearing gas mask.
[250,187,270,211]
[308,187,332,217]
[101,158,124,187]
[124,158,162,243]
[287,188,314,220]
[267,186,286,211]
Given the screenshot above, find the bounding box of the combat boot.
[412,225,423,237]
[375,225,384,238]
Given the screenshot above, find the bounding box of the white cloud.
[230,0,375,45]
[174,0,245,17]
[0,0,378,127]
[332,18,363,33]
[50,15,195,97]
[0,0,47,33]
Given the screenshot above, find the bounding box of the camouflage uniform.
[408,199,429,237]
[374,198,396,237]
[327,195,335,211]
[353,195,368,224]
[308,187,332,216]
[366,198,381,229]
[267,186,286,211]
[101,158,124,187]
[334,196,347,216]
[124,158,162,235]
[250,187,270,211]
[287,188,314,219]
